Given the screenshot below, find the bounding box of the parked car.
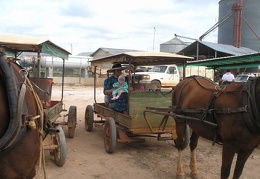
[234,74,255,82]
[133,65,180,88]
[135,66,150,72]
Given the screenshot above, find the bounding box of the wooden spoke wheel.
[68,105,77,138]
[85,105,94,132]
[53,126,66,167]
[104,117,117,154]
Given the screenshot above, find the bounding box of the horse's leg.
[177,150,185,179]
[176,124,188,178]
[232,149,254,179]
[189,132,199,179]
[221,144,236,179]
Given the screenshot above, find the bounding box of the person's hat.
[226,69,231,72]
[107,63,126,72]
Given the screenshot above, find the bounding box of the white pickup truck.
[133,65,180,88]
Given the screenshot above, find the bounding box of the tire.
[174,124,190,149]
[85,105,94,132]
[151,80,161,89]
[53,126,66,167]
[68,105,77,138]
[104,117,117,154]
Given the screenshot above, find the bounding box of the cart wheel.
[104,117,117,154]
[68,105,77,138]
[173,125,190,149]
[53,126,66,167]
[85,105,94,132]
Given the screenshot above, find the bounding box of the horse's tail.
[0,53,19,150]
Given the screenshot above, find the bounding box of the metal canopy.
[187,52,260,69]
[0,34,71,59]
[92,51,193,66]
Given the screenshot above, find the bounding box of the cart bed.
[94,90,175,134]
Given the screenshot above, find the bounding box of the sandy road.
[35,85,260,179]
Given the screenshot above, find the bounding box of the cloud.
[0,0,219,55]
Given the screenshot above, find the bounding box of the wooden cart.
[85,52,192,153]
[30,77,77,167]
[0,34,77,166]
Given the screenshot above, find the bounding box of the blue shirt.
[104,76,128,112]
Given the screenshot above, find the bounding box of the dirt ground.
[35,85,260,179]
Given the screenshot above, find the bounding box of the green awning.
[41,43,69,59]
[0,34,70,59]
[187,53,260,70]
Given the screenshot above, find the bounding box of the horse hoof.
[176,174,185,179]
[190,172,199,179]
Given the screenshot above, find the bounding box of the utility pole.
[153,27,155,52]
[70,43,73,55]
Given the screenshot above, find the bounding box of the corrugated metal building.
[160,37,188,53]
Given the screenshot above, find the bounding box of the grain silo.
[160,37,188,53]
[218,0,260,51]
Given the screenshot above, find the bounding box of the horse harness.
[0,59,40,154]
[173,76,260,144]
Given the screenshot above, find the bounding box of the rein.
[173,76,252,142]
[25,77,46,178]
[242,79,260,134]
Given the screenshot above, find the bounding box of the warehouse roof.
[179,40,257,59]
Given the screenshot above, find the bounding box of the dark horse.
[0,53,42,178]
[172,76,260,179]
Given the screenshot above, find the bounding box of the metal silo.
[160,37,188,53]
[218,0,260,51]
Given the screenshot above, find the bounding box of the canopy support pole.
[37,52,41,78]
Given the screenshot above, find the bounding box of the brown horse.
[172,75,260,179]
[0,54,42,178]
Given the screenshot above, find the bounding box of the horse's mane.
[186,75,216,84]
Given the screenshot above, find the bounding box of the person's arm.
[104,78,114,95]
[231,74,235,81]
[104,89,113,95]
[222,74,225,81]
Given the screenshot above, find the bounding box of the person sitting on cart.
[111,74,128,100]
[104,64,128,113]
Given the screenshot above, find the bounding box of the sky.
[0,0,219,55]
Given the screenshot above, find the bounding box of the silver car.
[234,74,254,82]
